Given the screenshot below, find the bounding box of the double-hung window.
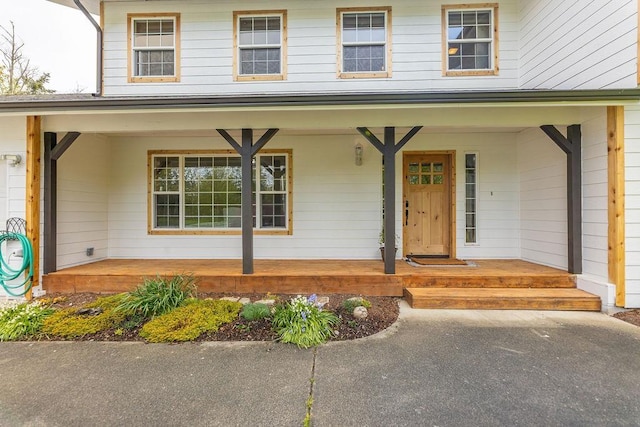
[234,11,287,81]
[442,4,498,76]
[149,151,292,235]
[337,7,392,78]
[128,14,180,82]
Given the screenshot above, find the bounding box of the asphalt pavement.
[0,304,639,426]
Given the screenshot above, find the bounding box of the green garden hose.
[0,233,34,297]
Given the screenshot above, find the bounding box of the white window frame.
[234,10,287,81]
[128,14,180,83]
[149,151,292,235]
[442,4,498,76]
[464,152,479,245]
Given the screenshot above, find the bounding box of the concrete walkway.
[0,304,639,426]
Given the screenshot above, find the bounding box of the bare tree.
[0,21,54,95]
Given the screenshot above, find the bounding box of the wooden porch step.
[402,274,576,289]
[404,288,601,311]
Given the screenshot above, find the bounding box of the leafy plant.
[116,274,197,318]
[272,294,339,348]
[0,301,54,341]
[241,303,271,321]
[342,297,371,313]
[140,299,242,343]
[41,294,128,339]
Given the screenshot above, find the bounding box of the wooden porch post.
[43,131,81,274]
[540,124,582,274]
[607,106,625,307]
[357,126,422,274]
[217,128,279,274]
[25,116,41,300]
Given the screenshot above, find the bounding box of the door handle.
[405,200,409,226]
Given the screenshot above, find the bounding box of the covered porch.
[41,258,601,310]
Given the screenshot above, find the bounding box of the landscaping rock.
[254,299,275,306]
[318,296,330,306]
[239,298,251,305]
[353,306,368,320]
[220,297,240,302]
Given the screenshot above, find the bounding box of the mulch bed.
[613,309,640,327]
[37,292,400,343]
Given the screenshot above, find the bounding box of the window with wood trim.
[337,7,392,78]
[128,14,180,83]
[149,151,292,234]
[234,11,287,81]
[442,4,498,76]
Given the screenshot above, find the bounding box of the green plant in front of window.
[41,293,128,339]
[139,299,242,343]
[240,303,271,321]
[0,301,55,341]
[272,294,339,348]
[116,274,197,318]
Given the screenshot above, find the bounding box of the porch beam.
[43,131,82,274]
[25,116,41,300]
[540,124,582,274]
[216,128,279,274]
[358,126,422,274]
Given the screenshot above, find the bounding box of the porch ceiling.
[41,104,599,134]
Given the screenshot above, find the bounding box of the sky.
[1,0,97,93]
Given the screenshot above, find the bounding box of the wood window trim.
[127,13,181,83]
[336,6,393,79]
[233,10,288,82]
[441,3,499,77]
[147,149,293,236]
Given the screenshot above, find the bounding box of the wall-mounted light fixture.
[355,143,363,166]
[0,154,21,167]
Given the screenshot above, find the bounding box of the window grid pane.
[342,11,387,73]
[465,153,478,244]
[446,8,493,71]
[238,15,282,75]
[133,18,176,77]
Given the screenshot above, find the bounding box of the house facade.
[1,0,639,308]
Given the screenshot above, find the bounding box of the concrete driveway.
[0,305,639,426]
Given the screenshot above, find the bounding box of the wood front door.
[403,153,451,257]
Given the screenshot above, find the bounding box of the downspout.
[73,0,103,96]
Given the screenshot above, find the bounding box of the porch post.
[540,124,582,274]
[25,116,41,299]
[357,126,422,274]
[217,128,279,274]
[43,131,81,274]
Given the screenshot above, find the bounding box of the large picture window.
[442,4,498,76]
[149,151,292,234]
[128,14,180,83]
[337,7,392,78]
[234,11,287,81]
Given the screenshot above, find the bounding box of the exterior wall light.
[0,154,21,167]
[355,143,363,166]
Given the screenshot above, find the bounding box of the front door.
[403,153,451,257]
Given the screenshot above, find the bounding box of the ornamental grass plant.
[272,294,339,348]
[116,274,196,318]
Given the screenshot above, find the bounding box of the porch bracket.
[357,126,423,274]
[216,128,279,274]
[540,124,582,274]
[44,131,81,274]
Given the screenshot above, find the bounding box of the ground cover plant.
[0,301,54,341]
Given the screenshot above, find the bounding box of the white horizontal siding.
[517,127,568,270]
[624,104,640,307]
[102,0,521,96]
[519,0,637,89]
[57,134,110,269]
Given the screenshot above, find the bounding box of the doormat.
[406,256,469,266]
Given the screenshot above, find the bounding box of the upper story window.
[234,11,287,81]
[337,7,392,79]
[442,4,498,76]
[128,14,180,83]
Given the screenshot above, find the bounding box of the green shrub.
[116,274,196,318]
[272,294,339,348]
[342,297,372,313]
[140,299,242,343]
[241,303,271,321]
[0,302,54,341]
[41,294,128,339]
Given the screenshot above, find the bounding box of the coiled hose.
[0,233,34,297]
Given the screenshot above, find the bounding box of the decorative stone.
[353,306,368,320]
[254,299,276,306]
[317,296,330,306]
[238,298,251,305]
[220,297,240,302]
